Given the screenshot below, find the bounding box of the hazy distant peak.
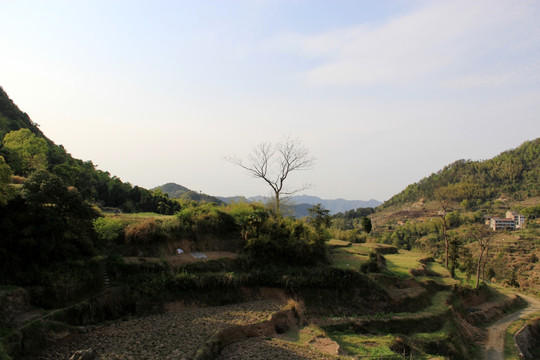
[153,183,224,204]
[218,194,381,216]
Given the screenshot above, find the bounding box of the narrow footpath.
[484,293,540,360]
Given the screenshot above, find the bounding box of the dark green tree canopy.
[308,203,331,238]
[0,170,99,284]
[0,155,13,206]
[2,128,48,175]
[361,217,372,234]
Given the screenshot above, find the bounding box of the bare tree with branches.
[227,137,314,215]
[467,223,495,289]
[434,186,454,269]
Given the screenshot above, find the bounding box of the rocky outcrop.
[514,318,540,359]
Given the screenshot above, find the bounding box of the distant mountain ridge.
[153,183,224,204]
[218,194,381,216]
[154,182,381,216]
[289,195,381,213]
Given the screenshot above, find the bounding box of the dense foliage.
[0,170,99,287]
[381,138,540,208]
[0,87,185,307]
[0,156,13,206]
[93,202,329,267]
[328,207,375,242]
[332,207,375,230]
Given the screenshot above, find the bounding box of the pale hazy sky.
[1,0,539,201]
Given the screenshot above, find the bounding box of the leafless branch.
[226,136,315,214]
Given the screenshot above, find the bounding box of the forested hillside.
[0,86,179,214]
[381,138,539,209]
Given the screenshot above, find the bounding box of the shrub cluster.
[95,202,330,269]
[176,202,236,235]
[329,228,367,243]
[244,217,328,266]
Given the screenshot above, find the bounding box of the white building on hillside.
[506,211,526,229]
[489,217,515,231]
[488,211,527,231]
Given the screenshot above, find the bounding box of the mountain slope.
[380,138,539,209]
[0,86,180,214]
[0,86,45,140]
[154,182,224,204]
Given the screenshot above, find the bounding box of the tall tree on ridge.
[467,224,495,289]
[228,136,314,216]
[434,186,453,269]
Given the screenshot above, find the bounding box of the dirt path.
[484,293,540,360]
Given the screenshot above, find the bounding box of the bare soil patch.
[38,300,281,360]
[216,337,341,360]
[308,335,341,356]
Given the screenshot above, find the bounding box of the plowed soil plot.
[217,337,338,360]
[39,300,282,360]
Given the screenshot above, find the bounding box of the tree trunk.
[476,248,485,289]
[481,246,490,283]
[475,258,481,289]
[274,191,280,215]
[481,263,485,283]
[443,220,448,269]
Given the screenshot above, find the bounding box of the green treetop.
[2,128,48,176]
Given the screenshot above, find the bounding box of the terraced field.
[38,300,282,360]
[34,240,535,360]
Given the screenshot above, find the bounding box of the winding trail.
[484,293,540,360]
